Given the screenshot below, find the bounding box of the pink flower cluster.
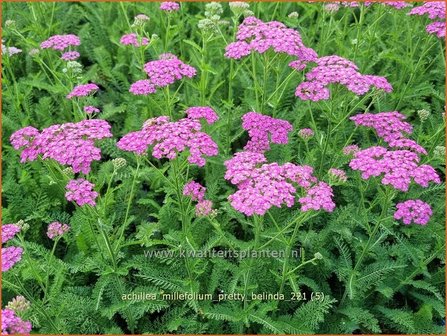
[224,151,335,216]
[117,116,218,166]
[65,178,98,206]
[350,112,427,154]
[296,55,392,101]
[225,16,317,67]
[47,222,70,239]
[298,128,314,139]
[1,246,23,272]
[160,2,180,11]
[329,168,348,182]
[61,51,80,61]
[242,112,293,153]
[349,146,440,191]
[185,106,219,124]
[84,105,100,114]
[1,309,32,335]
[120,33,149,47]
[394,199,432,225]
[2,224,21,243]
[10,120,112,174]
[66,83,99,99]
[364,2,410,9]
[130,54,196,95]
[409,2,446,38]
[40,34,80,51]
[183,181,214,216]
[343,144,360,155]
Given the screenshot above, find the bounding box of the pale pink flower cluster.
[224,151,334,216]
[46,222,70,239]
[350,112,427,154]
[1,246,23,272]
[160,2,180,11]
[225,16,317,67]
[185,106,219,124]
[65,178,98,206]
[84,105,100,114]
[349,146,440,191]
[329,168,348,182]
[183,181,214,216]
[66,83,99,99]
[298,128,314,139]
[343,144,360,155]
[120,33,149,47]
[409,2,446,38]
[1,309,32,335]
[130,54,196,95]
[40,34,80,51]
[365,2,410,9]
[296,55,392,101]
[1,224,21,243]
[394,199,432,225]
[117,116,218,166]
[242,112,293,153]
[10,120,112,174]
[61,51,80,61]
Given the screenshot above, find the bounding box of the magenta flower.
[242,112,293,153]
[120,33,149,47]
[83,105,100,114]
[66,83,99,99]
[40,34,80,51]
[409,2,445,20]
[185,106,219,124]
[295,81,330,101]
[117,116,218,166]
[65,178,98,207]
[10,120,112,174]
[1,246,23,272]
[129,79,156,95]
[1,224,21,243]
[183,181,206,202]
[1,309,32,335]
[426,21,446,38]
[160,2,180,11]
[61,51,80,61]
[299,182,336,212]
[47,222,70,240]
[394,199,433,225]
[364,1,410,9]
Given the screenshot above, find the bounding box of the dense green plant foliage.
[1,1,445,334]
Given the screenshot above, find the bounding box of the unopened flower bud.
[6,296,30,313]
[417,109,430,122]
[112,158,127,170]
[314,252,323,260]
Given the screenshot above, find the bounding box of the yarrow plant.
[409,1,446,38]
[160,2,180,12]
[394,199,433,225]
[46,222,70,239]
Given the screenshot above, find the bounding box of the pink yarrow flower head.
[364,1,411,9]
[10,120,112,174]
[242,112,293,153]
[143,54,196,87]
[1,246,23,272]
[394,199,432,225]
[409,2,445,20]
[1,224,21,243]
[46,222,70,240]
[40,34,80,51]
[349,146,441,191]
[296,55,392,101]
[298,128,314,140]
[65,178,98,207]
[66,83,99,99]
[120,33,149,47]
[129,79,156,95]
[195,200,214,217]
[1,309,32,335]
[160,2,180,11]
[343,144,360,155]
[117,116,218,166]
[328,168,348,183]
[426,21,446,38]
[84,105,100,114]
[299,182,336,212]
[225,16,317,68]
[61,51,80,61]
[183,181,206,202]
[185,106,219,124]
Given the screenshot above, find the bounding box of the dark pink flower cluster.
[1,309,32,335]
[394,199,432,225]
[1,224,21,243]
[364,1,410,9]
[185,106,219,124]
[225,16,317,67]
[61,51,80,61]
[120,33,149,47]
[350,111,427,154]
[409,2,446,39]
[224,151,334,216]
[40,34,80,51]
[242,112,293,153]
[65,178,98,206]
[183,181,214,216]
[117,116,218,166]
[1,246,23,272]
[299,182,336,212]
[296,55,392,101]
[47,222,70,239]
[130,54,196,95]
[10,120,112,174]
[66,83,99,99]
[349,146,440,191]
[160,2,180,11]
